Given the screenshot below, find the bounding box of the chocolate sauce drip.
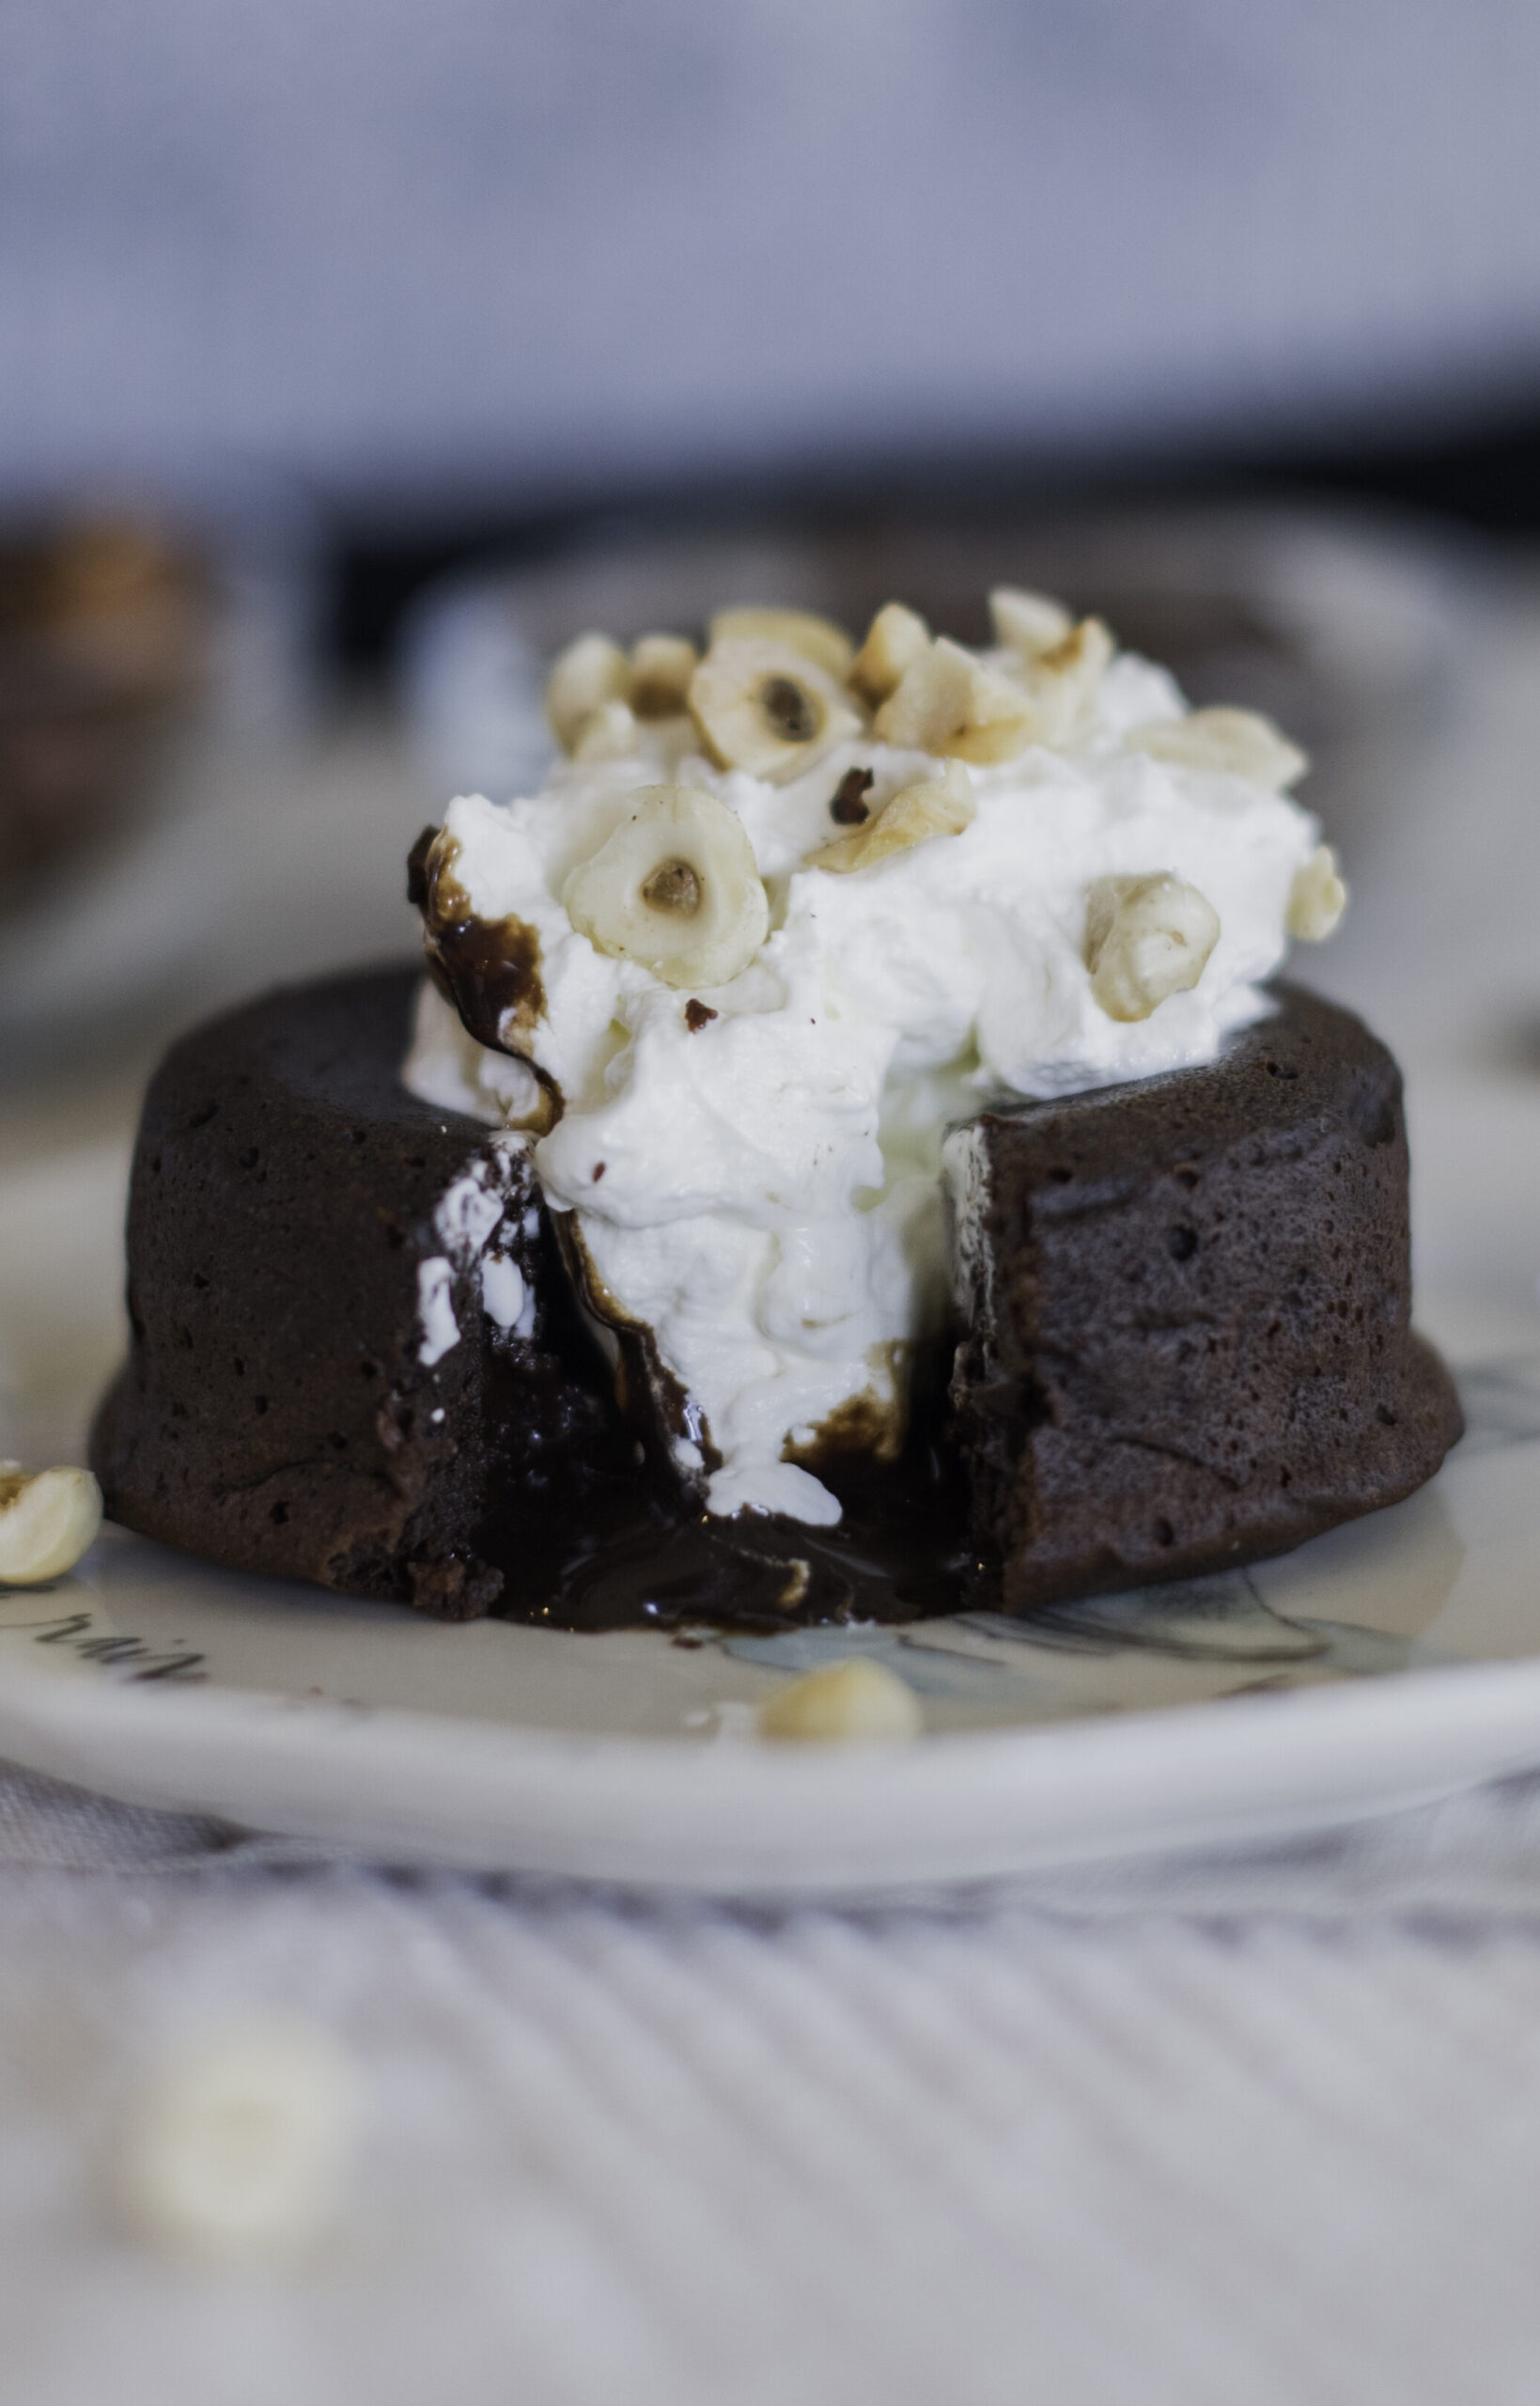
[411,822,545,1055]
[830,766,875,825]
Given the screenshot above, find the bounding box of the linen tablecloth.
[6,1758,1540,2406]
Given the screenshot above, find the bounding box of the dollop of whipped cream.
[404,596,1335,1525]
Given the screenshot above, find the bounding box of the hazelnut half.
[0,1462,102,1585]
[1083,872,1221,1022]
[546,633,631,754]
[689,640,863,784]
[564,785,770,988]
[1287,844,1347,940]
[707,606,854,682]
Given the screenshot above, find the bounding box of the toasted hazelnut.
[874,638,1036,764]
[1084,872,1221,1022]
[1126,706,1307,793]
[1009,616,1115,746]
[1287,844,1347,941]
[849,602,931,707]
[571,698,642,762]
[0,1463,102,1586]
[629,633,699,720]
[988,585,1073,659]
[114,2018,360,2261]
[546,633,631,753]
[707,607,854,682]
[689,640,863,784]
[564,784,770,988]
[757,1655,922,1743]
[811,760,975,873]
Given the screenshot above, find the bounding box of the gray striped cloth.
[5,1758,1540,2405]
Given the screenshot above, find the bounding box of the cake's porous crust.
[90,967,630,1617]
[949,984,1463,1612]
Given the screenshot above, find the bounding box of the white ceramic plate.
[0,1345,1537,1895]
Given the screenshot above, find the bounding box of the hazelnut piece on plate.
[0,1463,102,1585]
[757,1656,922,1743]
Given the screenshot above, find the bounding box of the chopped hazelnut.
[988,585,1073,659]
[571,698,641,761]
[874,638,1036,764]
[707,607,854,683]
[1084,872,1221,1022]
[811,762,975,873]
[1127,707,1307,793]
[629,633,698,719]
[849,602,931,707]
[1287,844,1347,941]
[546,633,630,753]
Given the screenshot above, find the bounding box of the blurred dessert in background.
[0,512,212,913]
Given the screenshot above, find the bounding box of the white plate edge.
[4,1648,1540,1892]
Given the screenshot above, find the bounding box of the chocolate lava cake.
[947,984,1461,1612]
[92,966,1461,1629]
[91,968,637,1623]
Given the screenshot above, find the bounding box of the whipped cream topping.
[410,1143,537,1367]
[404,621,1329,1524]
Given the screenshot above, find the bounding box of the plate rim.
[4,1637,1540,1894]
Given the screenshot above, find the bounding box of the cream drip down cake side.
[92,591,1461,1629]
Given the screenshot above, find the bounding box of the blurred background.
[3,0,1540,1454]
